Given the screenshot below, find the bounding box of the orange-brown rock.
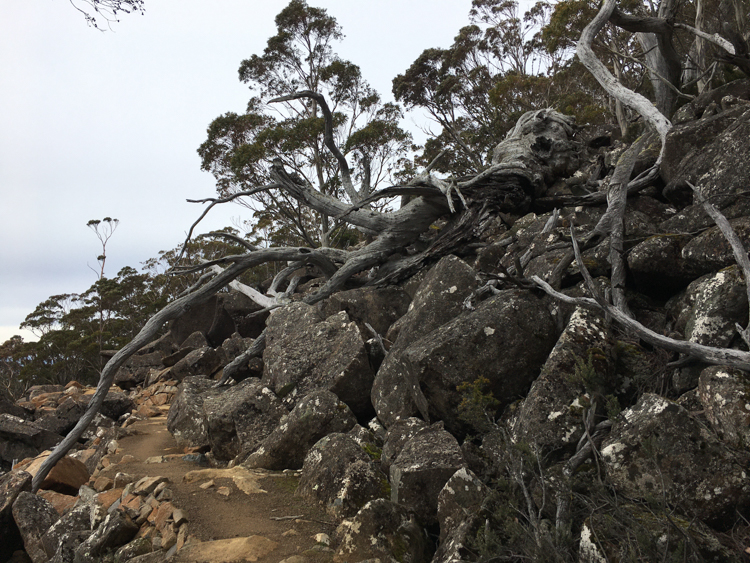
[37,490,77,515]
[136,405,162,418]
[176,523,189,550]
[93,476,114,492]
[122,494,143,512]
[96,488,125,511]
[71,448,97,467]
[151,394,169,406]
[153,501,174,531]
[135,524,157,541]
[15,452,89,495]
[162,525,178,549]
[64,381,83,390]
[31,392,64,408]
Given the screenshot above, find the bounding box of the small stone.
[133,476,169,496]
[176,524,189,550]
[95,487,124,511]
[162,526,178,550]
[113,472,134,488]
[199,480,215,490]
[93,476,114,492]
[313,533,330,546]
[136,504,153,526]
[153,502,175,531]
[216,486,231,497]
[172,508,187,527]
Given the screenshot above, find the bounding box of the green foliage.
[0,336,33,400]
[457,376,500,434]
[1,229,262,391]
[393,0,613,175]
[361,443,382,461]
[568,349,606,393]
[199,0,413,249]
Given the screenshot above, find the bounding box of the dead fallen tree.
[30,91,581,490]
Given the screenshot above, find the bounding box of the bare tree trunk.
[610,0,682,116]
[578,0,672,148]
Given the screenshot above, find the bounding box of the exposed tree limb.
[206,264,277,309]
[531,227,750,371]
[675,22,737,55]
[609,8,672,34]
[269,90,359,204]
[545,134,650,291]
[688,181,750,347]
[578,0,672,146]
[177,184,281,263]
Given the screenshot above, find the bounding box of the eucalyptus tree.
[392,0,612,175]
[69,0,145,28]
[198,0,413,248]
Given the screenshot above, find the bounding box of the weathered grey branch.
[269,90,359,204]
[688,181,750,347]
[177,183,280,264]
[577,0,672,146]
[207,264,277,309]
[675,22,737,55]
[602,135,648,315]
[531,231,750,370]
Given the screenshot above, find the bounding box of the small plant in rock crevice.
[456,376,501,435]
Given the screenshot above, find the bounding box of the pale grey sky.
[0,0,479,342]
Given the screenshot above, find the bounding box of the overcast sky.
[0,0,487,343]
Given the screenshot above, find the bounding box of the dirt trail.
[99,408,336,563]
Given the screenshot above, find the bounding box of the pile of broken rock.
[0,379,189,563]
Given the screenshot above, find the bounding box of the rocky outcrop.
[433,468,488,563]
[296,433,387,520]
[202,378,288,461]
[12,491,59,563]
[397,288,558,436]
[169,347,222,382]
[334,499,429,563]
[601,393,750,528]
[372,255,481,427]
[166,376,220,450]
[511,307,611,456]
[15,452,90,495]
[317,286,412,339]
[698,365,750,450]
[10,86,750,562]
[263,304,374,417]
[243,390,357,470]
[0,471,32,562]
[0,414,63,471]
[389,422,466,526]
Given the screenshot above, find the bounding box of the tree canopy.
[69,0,145,28]
[198,0,413,249]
